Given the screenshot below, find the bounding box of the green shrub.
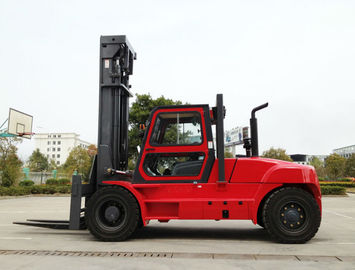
[338,178,355,182]
[57,178,71,185]
[56,185,71,194]
[323,178,353,182]
[321,185,346,195]
[46,178,58,185]
[19,180,35,187]
[30,185,43,194]
[0,185,72,196]
[0,187,7,196]
[320,182,355,188]
[42,186,57,194]
[5,186,31,196]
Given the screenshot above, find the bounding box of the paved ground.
[0,194,354,269]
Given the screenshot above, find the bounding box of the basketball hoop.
[0,109,34,139]
[17,132,35,137]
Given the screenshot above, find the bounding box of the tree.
[28,149,49,172]
[128,94,182,159]
[0,137,23,187]
[63,146,92,180]
[48,159,58,171]
[225,151,234,158]
[345,153,355,177]
[87,144,97,157]
[325,153,346,180]
[262,147,292,161]
[309,156,326,178]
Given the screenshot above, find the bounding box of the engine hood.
[230,157,318,184]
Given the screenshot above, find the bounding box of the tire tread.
[86,186,140,242]
[262,187,321,244]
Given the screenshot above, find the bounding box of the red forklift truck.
[15,35,322,243]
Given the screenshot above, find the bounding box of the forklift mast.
[94,36,136,184]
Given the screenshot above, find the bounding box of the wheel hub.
[104,206,120,223]
[280,203,305,230]
[285,209,300,223]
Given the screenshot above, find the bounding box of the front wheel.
[262,187,321,244]
[86,186,140,241]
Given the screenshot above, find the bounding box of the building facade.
[333,145,355,158]
[34,133,92,165]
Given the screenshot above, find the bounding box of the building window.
[47,141,50,145]
[52,154,55,158]
[52,148,55,151]
[58,141,61,145]
[58,135,61,138]
[57,147,61,151]
[53,141,56,145]
[57,161,60,165]
[53,135,56,138]
[48,135,51,138]
[57,154,60,158]
[47,148,50,152]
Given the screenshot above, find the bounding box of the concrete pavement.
[0,194,354,269]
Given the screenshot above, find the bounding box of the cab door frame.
[133,105,215,184]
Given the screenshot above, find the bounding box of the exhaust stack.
[250,103,268,157]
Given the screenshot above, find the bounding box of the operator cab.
[133,105,215,183]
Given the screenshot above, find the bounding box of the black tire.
[257,216,265,228]
[86,186,140,241]
[262,187,321,244]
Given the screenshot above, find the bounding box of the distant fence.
[26,172,69,185]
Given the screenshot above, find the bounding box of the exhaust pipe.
[250,103,268,157]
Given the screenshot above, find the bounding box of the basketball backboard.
[7,108,33,139]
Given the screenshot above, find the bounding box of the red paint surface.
[102,107,322,226]
[103,157,321,225]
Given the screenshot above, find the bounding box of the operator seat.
[171,160,203,176]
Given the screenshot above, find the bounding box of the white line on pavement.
[324,210,355,220]
[0,211,67,213]
[0,237,32,240]
[0,211,25,213]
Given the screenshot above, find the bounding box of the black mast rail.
[96,35,136,184]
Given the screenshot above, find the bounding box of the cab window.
[150,112,202,145]
[143,152,205,176]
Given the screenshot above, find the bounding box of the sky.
[0,0,354,161]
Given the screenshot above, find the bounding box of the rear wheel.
[86,186,140,241]
[262,187,321,244]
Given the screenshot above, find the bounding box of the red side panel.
[103,157,321,225]
[208,158,236,183]
[230,157,322,219]
[103,180,281,224]
[230,158,279,183]
[231,157,320,186]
